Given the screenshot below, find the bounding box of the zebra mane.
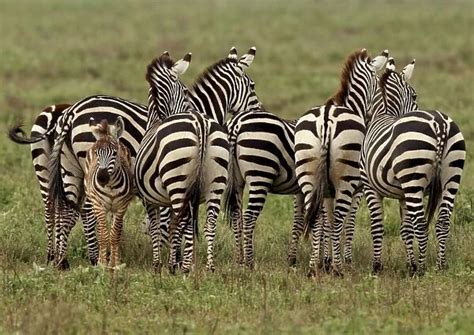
[326,49,370,105]
[379,69,396,97]
[191,58,236,91]
[145,54,176,84]
[92,119,112,137]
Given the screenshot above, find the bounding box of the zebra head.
[228,46,261,114]
[146,51,192,125]
[330,49,388,124]
[89,116,127,187]
[379,58,418,116]
[189,46,261,124]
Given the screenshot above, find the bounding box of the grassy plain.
[0,0,473,334]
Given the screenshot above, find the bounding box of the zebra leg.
[288,193,304,267]
[144,203,163,272]
[94,207,109,267]
[321,205,332,272]
[44,198,56,264]
[55,204,80,270]
[435,202,453,271]
[230,187,244,265]
[364,188,384,274]
[243,184,269,270]
[307,212,324,277]
[180,213,195,274]
[406,193,428,276]
[399,200,417,275]
[204,201,220,272]
[169,215,187,274]
[80,198,99,266]
[344,191,362,264]
[109,208,127,269]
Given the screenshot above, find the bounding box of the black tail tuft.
[7,123,45,144]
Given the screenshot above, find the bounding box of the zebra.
[360,59,466,276]
[135,47,261,273]
[8,104,71,264]
[223,111,303,269]
[294,49,388,276]
[84,117,135,268]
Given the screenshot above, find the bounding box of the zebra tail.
[175,114,208,240]
[426,121,446,225]
[48,113,75,210]
[302,145,329,239]
[7,123,47,144]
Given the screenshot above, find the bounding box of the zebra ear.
[370,49,389,72]
[171,53,192,78]
[112,116,124,139]
[401,59,415,82]
[237,46,256,73]
[89,117,103,141]
[227,46,238,62]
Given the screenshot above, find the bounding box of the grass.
[0,0,473,334]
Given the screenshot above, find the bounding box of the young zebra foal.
[84,116,134,268]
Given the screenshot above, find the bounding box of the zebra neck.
[188,85,227,126]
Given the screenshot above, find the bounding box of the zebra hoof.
[89,257,98,266]
[46,253,55,265]
[206,264,216,273]
[344,257,353,265]
[372,261,383,274]
[332,266,344,278]
[417,264,426,277]
[307,268,317,278]
[323,257,332,273]
[407,262,417,277]
[288,256,297,268]
[168,263,178,275]
[435,259,448,271]
[56,258,70,271]
[153,262,162,274]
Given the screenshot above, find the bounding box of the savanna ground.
[0,0,473,334]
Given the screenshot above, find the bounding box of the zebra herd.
[8,47,465,277]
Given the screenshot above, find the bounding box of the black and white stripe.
[8,104,71,263]
[223,111,303,269]
[135,47,261,273]
[294,49,388,276]
[360,59,466,275]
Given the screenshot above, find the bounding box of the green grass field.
[0,0,473,334]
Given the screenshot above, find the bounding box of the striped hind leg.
[321,208,332,271]
[44,198,56,264]
[288,193,304,267]
[343,191,362,264]
[230,185,244,265]
[364,188,384,274]
[399,200,417,275]
[435,200,454,271]
[81,198,99,265]
[180,209,195,274]
[55,204,80,270]
[243,182,270,269]
[404,191,428,275]
[307,209,326,277]
[144,203,163,272]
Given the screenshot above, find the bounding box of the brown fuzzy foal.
[84,117,134,268]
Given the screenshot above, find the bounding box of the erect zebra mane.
[379,68,398,97]
[92,119,112,137]
[191,58,236,91]
[326,49,370,106]
[145,54,176,85]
